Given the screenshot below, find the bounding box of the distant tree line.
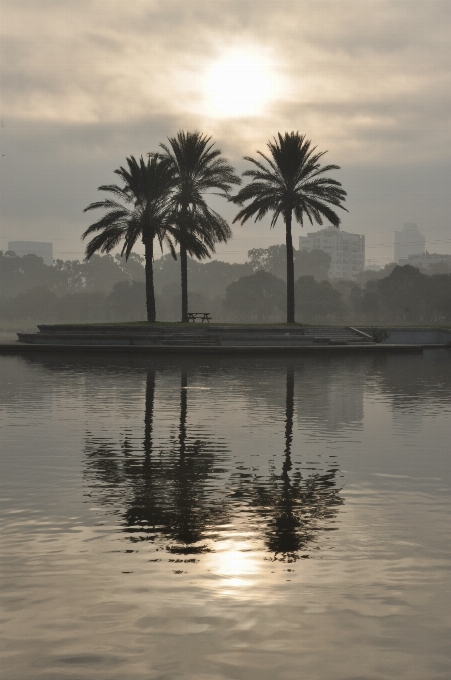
[225,264,451,323]
[0,251,146,297]
[1,248,450,324]
[0,246,329,323]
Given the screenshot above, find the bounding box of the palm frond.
[95,184,132,202]
[233,131,347,229]
[84,227,125,259]
[156,130,239,260]
[82,154,175,259]
[163,234,178,260]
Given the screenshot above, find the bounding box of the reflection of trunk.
[168,367,229,554]
[179,369,187,456]
[171,367,202,551]
[84,364,230,552]
[283,364,294,480]
[269,364,301,557]
[120,367,161,536]
[144,368,156,458]
[255,362,344,560]
[138,367,156,516]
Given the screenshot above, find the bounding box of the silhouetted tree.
[232,132,347,323]
[332,279,363,321]
[107,280,146,321]
[354,262,396,286]
[0,252,62,296]
[156,131,240,322]
[223,270,286,322]
[294,276,344,322]
[377,265,426,322]
[82,155,208,322]
[0,286,59,321]
[152,252,252,302]
[248,244,331,281]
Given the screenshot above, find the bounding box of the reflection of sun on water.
[208,541,261,594]
[204,46,285,119]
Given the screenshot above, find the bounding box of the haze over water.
[1,351,450,679]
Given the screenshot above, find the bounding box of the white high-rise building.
[394,223,425,263]
[7,241,53,266]
[298,226,365,279]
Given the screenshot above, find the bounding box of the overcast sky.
[1,0,450,265]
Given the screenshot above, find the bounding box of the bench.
[187,312,211,323]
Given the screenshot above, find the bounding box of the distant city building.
[299,226,365,279]
[398,252,451,270]
[7,241,53,266]
[394,223,425,263]
[365,264,382,272]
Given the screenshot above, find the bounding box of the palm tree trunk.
[285,211,295,323]
[180,243,188,323]
[144,238,156,322]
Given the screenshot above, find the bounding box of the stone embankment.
[0,324,448,354]
[15,324,369,348]
[353,327,451,345]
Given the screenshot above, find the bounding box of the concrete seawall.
[355,327,451,345]
[0,324,449,354]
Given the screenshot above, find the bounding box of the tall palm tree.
[232,132,347,323]
[156,131,241,322]
[82,155,208,322]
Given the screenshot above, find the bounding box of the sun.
[204,46,282,119]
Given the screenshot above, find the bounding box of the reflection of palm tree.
[242,365,344,561]
[124,368,168,539]
[267,363,302,557]
[164,369,228,554]
[84,366,229,553]
[83,363,343,562]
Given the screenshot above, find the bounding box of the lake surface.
[1,350,450,680]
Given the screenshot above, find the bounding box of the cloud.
[2,1,450,158]
[1,0,450,262]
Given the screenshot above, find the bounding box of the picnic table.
[187,312,211,323]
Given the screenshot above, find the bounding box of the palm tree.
[156,131,241,322]
[232,132,347,323]
[82,155,208,322]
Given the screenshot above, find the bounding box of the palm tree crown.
[156,130,241,322]
[82,155,208,322]
[232,132,347,323]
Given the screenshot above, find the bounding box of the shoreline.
[0,343,435,355]
[2,324,449,354]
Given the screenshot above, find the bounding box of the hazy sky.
[1,0,450,265]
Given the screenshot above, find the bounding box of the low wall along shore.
[356,327,451,345]
[0,324,449,354]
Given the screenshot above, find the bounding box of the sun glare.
[203,539,262,597]
[204,47,282,118]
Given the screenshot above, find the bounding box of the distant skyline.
[1,0,450,265]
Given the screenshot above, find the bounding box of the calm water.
[1,351,450,680]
